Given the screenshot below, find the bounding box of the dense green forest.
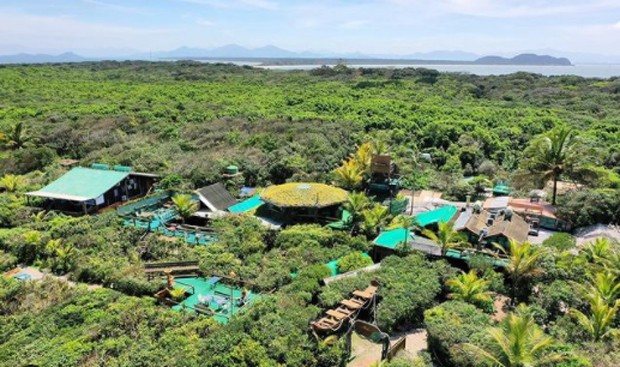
[1,62,620,366]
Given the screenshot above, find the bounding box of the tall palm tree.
[570,293,620,342]
[518,126,593,205]
[498,240,547,303]
[171,194,198,224]
[422,222,468,256]
[344,192,371,234]
[465,304,562,367]
[446,270,494,307]
[0,174,25,193]
[333,159,363,190]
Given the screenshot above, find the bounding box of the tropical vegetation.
[0,62,619,366]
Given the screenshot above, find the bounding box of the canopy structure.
[493,182,511,196]
[260,183,348,208]
[373,227,412,249]
[27,167,130,202]
[414,205,458,227]
[228,195,264,214]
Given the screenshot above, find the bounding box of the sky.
[0,0,619,57]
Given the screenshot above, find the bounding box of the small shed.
[195,183,237,218]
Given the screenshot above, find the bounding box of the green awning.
[414,205,457,227]
[227,195,264,213]
[493,184,511,195]
[27,167,130,202]
[373,228,412,249]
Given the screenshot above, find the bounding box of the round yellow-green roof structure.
[260,183,348,208]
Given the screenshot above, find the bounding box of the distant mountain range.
[0,52,86,64]
[0,45,574,66]
[473,54,571,66]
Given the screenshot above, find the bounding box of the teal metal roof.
[227,195,264,213]
[493,184,511,195]
[373,228,412,249]
[414,205,458,227]
[27,167,129,202]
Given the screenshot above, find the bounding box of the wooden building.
[26,165,158,214]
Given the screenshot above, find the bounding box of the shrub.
[336,252,373,273]
[543,232,576,251]
[425,301,490,367]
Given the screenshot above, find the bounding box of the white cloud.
[613,21,620,29]
[0,9,175,52]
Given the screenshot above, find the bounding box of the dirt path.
[347,332,383,367]
[390,328,428,358]
[492,295,510,322]
[5,266,102,290]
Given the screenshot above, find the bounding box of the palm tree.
[353,142,374,174]
[498,240,547,303]
[171,194,198,224]
[583,271,620,305]
[0,174,25,193]
[465,304,562,367]
[580,238,612,265]
[603,251,620,276]
[370,139,389,156]
[2,122,32,150]
[361,204,390,237]
[344,192,371,234]
[570,293,620,342]
[45,238,63,257]
[169,286,187,301]
[31,211,47,223]
[388,214,417,247]
[54,243,77,273]
[422,222,468,256]
[518,126,593,205]
[333,159,363,190]
[446,270,494,307]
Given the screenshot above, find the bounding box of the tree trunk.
[552,176,558,205]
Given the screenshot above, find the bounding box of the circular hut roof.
[261,183,348,208]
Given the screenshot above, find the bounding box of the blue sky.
[0,0,619,56]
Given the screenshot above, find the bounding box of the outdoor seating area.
[311,281,379,334]
[166,276,261,324]
[119,193,218,246]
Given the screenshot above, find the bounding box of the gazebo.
[259,183,348,224]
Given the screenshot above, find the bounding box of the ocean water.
[260,63,620,78]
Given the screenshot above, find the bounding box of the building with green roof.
[414,205,458,228]
[27,165,158,214]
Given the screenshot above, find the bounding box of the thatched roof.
[261,183,348,208]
